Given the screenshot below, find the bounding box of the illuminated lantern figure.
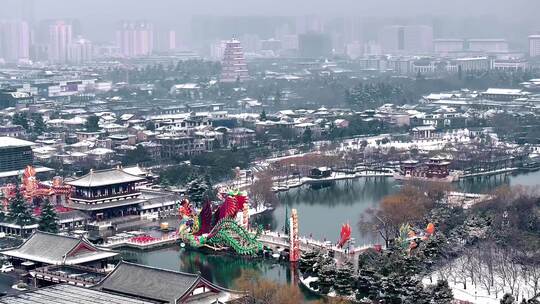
[242,203,249,229]
[338,223,351,248]
[426,223,435,235]
[289,209,300,262]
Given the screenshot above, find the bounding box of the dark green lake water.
[118,170,540,291]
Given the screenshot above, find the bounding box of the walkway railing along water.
[258,230,374,254]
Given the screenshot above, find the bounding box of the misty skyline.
[2,0,536,45]
[1,0,540,53]
[0,0,538,18]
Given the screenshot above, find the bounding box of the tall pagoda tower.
[220,38,249,83]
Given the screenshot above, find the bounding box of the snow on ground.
[423,276,501,304]
[300,276,320,293]
[423,257,537,304]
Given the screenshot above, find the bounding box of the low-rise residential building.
[157,135,206,158]
[0,124,26,138]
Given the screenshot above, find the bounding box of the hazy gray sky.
[1,0,538,18]
[1,0,538,45]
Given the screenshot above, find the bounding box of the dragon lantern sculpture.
[177,190,262,255]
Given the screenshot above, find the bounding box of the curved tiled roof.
[65,168,145,187]
[1,231,118,265]
[95,261,200,303]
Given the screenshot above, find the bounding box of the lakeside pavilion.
[64,168,146,221]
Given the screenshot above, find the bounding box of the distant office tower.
[331,32,346,55]
[378,25,433,54]
[364,41,382,56]
[168,30,176,50]
[0,20,30,62]
[298,32,332,58]
[281,35,299,50]
[404,25,433,53]
[48,20,73,63]
[261,39,282,52]
[210,40,226,60]
[155,30,176,53]
[274,23,292,41]
[68,37,93,64]
[433,39,464,55]
[220,39,249,83]
[529,35,540,57]
[346,41,363,59]
[467,39,508,53]
[343,17,363,44]
[296,15,324,35]
[240,34,261,53]
[116,21,154,58]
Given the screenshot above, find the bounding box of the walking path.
[258,231,374,267]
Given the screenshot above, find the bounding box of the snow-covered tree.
[187,177,214,207]
[299,250,320,275]
[334,261,355,296]
[428,279,453,304]
[501,293,516,304]
[38,199,59,233]
[318,263,337,294]
[8,188,34,234]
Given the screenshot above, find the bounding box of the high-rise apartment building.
[296,15,324,35]
[298,32,332,58]
[378,25,404,53]
[346,41,363,59]
[0,20,30,62]
[154,29,176,53]
[48,20,72,63]
[68,37,93,64]
[529,35,540,57]
[168,30,176,51]
[281,35,299,50]
[210,40,226,60]
[116,21,154,58]
[220,39,249,83]
[404,25,433,53]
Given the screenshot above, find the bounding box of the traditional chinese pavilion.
[65,168,146,220]
[425,156,451,179]
[396,157,455,182]
[1,231,118,268]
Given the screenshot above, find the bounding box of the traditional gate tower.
[289,208,300,262]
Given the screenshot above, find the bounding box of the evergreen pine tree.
[8,188,34,235]
[38,199,59,233]
[318,260,337,294]
[259,110,267,121]
[299,250,319,275]
[501,294,516,304]
[187,178,209,207]
[334,260,355,296]
[31,113,46,135]
[429,279,454,304]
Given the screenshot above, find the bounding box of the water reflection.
[254,177,397,245]
[119,247,291,289]
[254,171,540,245]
